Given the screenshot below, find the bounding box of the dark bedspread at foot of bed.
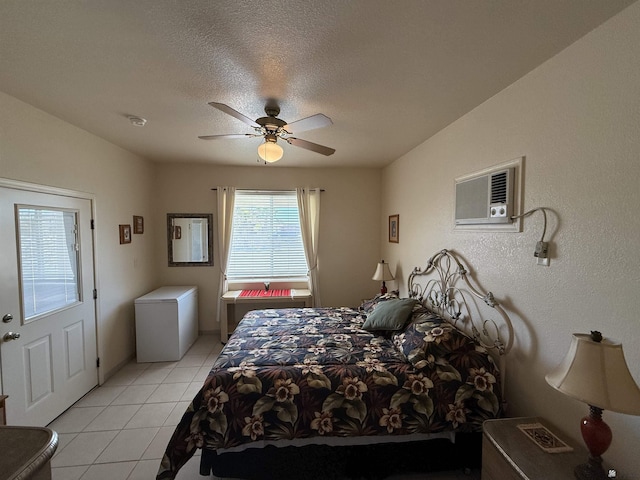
[200,433,481,480]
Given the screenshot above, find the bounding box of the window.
[18,207,80,320]
[227,191,308,280]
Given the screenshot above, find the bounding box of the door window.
[17,206,80,321]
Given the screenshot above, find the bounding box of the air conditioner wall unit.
[455,168,514,225]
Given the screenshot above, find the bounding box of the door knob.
[2,314,13,323]
[3,332,20,341]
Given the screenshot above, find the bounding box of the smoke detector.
[126,115,147,127]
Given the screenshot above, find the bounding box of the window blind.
[227,191,308,279]
[18,207,80,319]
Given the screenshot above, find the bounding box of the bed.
[157,249,514,479]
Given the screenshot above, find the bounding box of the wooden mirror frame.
[167,213,214,266]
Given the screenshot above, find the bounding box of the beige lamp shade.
[258,141,284,163]
[545,333,640,415]
[372,260,394,282]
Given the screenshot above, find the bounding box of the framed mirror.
[167,213,213,266]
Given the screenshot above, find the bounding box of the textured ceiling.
[0,1,635,168]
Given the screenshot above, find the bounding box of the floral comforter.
[157,306,502,479]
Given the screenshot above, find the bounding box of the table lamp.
[545,331,640,479]
[372,260,394,294]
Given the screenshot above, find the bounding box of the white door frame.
[0,178,103,386]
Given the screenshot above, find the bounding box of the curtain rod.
[211,188,325,192]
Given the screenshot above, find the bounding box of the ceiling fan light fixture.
[201,101,335,162]
[257,139,284,163]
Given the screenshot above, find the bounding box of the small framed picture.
[389,214,399,243]
[119,224,132,244]
[133,215,144,234]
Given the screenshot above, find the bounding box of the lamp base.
[574,456,608,480]
[380,281,387,295]
[575,405,612,480]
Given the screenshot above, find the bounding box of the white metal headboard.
[408,249,514,397]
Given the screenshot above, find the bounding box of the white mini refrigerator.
[134,286,198,362]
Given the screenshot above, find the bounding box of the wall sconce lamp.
[546,331,640,479]
[511,207,551,266]
[372,260,394,295]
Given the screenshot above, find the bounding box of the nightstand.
[482,417,588,480]
[0,395,6,425]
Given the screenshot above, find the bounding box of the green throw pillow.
[362,298,417,332]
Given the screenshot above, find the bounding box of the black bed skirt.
[199,433,481,479]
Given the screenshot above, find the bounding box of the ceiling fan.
[199,99,335,163]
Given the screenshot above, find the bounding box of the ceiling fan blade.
[284,113,333,133]
[208,102,259,128]
[286,137,336,156]
[198,133,259,140]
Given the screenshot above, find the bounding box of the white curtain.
[216,187,235,323]
[297,187,321,306]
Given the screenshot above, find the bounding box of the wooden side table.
[0,395,7,425]
[482,417,588,480]
[220,289,313,342]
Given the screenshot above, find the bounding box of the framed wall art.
[133,215,144,234]
[119,224,132,244]
[389,214,399,243]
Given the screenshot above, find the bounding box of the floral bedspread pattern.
[157,307,502,479]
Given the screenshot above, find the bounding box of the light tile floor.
[48,334,478,480]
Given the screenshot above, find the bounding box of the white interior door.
[0,186,98,426]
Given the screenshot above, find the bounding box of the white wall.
[382,3,640,476]
[0,91,382,377]
[0,92,157,380]
[154,163,382,332]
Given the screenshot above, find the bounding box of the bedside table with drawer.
[482,417,588,480]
